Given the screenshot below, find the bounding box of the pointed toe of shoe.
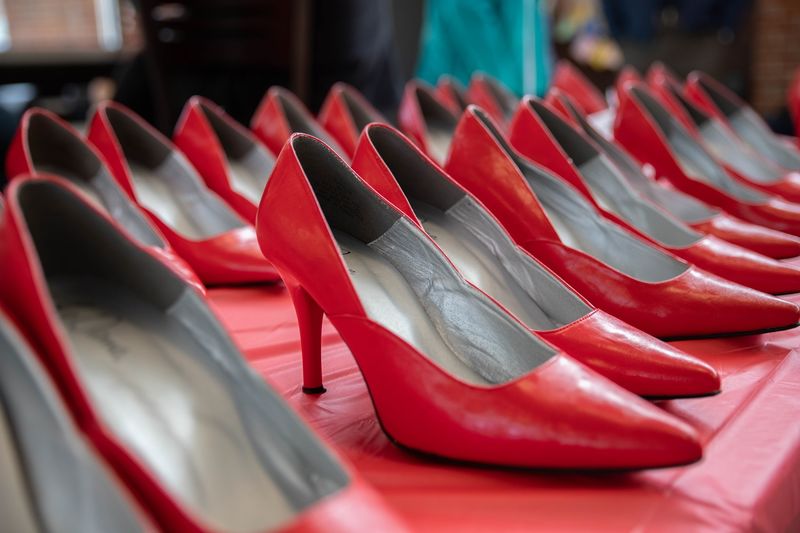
[540,310,720,397]
[516,355,703,469]
[651,267,800,339]
[694,214,800,259]
[686,236,800,295]
[195,226,281,285]
[707,287,800,338]
[626,413,703,468]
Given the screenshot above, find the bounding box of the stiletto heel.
[255,132,705,469]
[285,277,326,394]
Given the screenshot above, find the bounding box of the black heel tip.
[302,386,326,394]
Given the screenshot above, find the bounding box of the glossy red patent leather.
[0,176,405,533]
[647,74,800,203]
[318,82,386,159]
[547,87,800,260]
[397,80,458,160]
[350,123,720,397]
[684,71,749,127]
[251,86,348,160]
[614,84,800,237]
[6,108,205,294]
[445,106,800,339]
[688,212,800,259]
[173,96,274,222]
[509,96,800,295]
[435,75,468,114]
[87,101,280,285]
[615,66,643,94]
[551,60,608,115]
[465,74,517,129]
[257,133,703,468]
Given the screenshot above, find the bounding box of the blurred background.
[0,0,797,182]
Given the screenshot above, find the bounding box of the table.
[208,284,800,532]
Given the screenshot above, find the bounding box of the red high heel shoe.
[647,72,800,203]
[397,80,459,165]
[444,105,800,339]
[350,122,719,397]
[173,96,276,223]
[0,175,406,533]
[318,82,386,159]
[87,101,280,285]
[614,84,800,238]
[251,86,348,160]
[510,96,800,294]
[465,73,518,129]
[546,88,800,260]
[551,60,608,115]
[257,132,702,468]
[685,71,800,171]
[435,75,469,114]
[0,307,152,531]
[6,107,205,294]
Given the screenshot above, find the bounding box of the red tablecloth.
[208,285,800,532]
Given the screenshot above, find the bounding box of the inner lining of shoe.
[274,91,348,158]
[17,180,349,533]
[0,368,41,533]
[472,108,689,282]
[444,78,469,111]
[201,104,275,204]
[104,107,244,240]
[666,88,786,184]
[367,128,589,330]
[484,77,517,120]
[700,120,784,184]
[698,78,739,118]
[0,316,144,533]
[27,114,164,248]
[529,100,699,248]
[294,136,556,385]
[631,88,768,203]
[416,87,457,164]
[579,156,701,247]
[341,89,383,131]
[728,108,800,170]
[574,106,719,223]
[697,77,800,170]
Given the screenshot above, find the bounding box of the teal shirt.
[416,0,552,97]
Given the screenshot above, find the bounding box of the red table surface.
[208,284,800,532]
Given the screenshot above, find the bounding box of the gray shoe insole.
[128,159,244,241]
[227,158,269,205]
[37,164,105,208]
[670,130,767,203]
[335,230,487,384]
[0,409,38,533]
[700,121,783,184]
[412,201,562,330]
[129,162,213,240]
[425,128,453,164]
[52,279,293,533]
[730,108,800,170]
